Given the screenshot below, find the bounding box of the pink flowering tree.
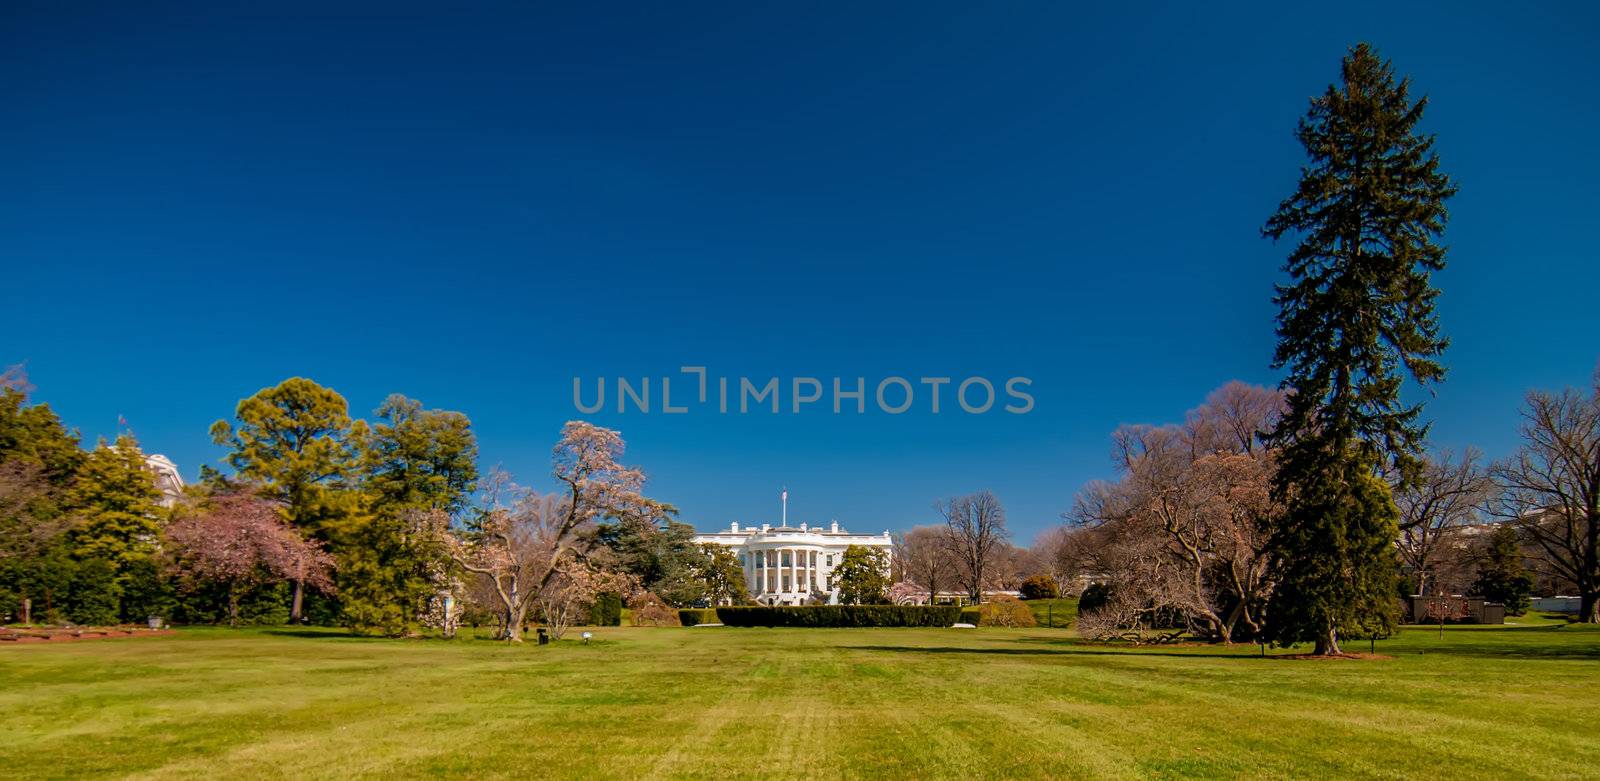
[450,422,670,642]
[166,492,334,626]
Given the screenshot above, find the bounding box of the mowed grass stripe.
[3,624,1600,779]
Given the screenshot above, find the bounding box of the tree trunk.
[228,583,240,628]
[1313,625,1341,656]
[290,578,304,624]
[1582,590,1599,624]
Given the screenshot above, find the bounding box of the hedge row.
[678,608,719,626]
[716,605,962,627]
[959,608,981,625]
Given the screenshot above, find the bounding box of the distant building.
[142,454,185,508]
[694,520,892,606]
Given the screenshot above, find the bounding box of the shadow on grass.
[843,644,1259,660]
[258,628,385,641]
[847,630,1600,661]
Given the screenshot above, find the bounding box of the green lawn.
[1024,597,1078,628]
[3,622,1599,780]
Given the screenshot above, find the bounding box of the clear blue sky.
[3,2,1596,544]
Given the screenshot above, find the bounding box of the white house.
[694,520,893,606]
[142,454,185,508]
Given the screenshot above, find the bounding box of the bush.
[1078,583,1113,615]
[977,595,1037,627]
[958,608,981,625]
[716,605,961,627]
[588,592,622,626]
[628,592,680,627]
[678,608,719,626]
[1019,575,1060,600]
[66,558,120,626]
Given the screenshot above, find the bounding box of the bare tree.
[1492,371,1600,623]
[1393,448,1493,596]
[451,422,669,642]
[1071,382,1283,643]
[899,524,957,603]
[937,490,1010,602]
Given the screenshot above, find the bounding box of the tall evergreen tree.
[361,395,478,515]
[211,377,362,622]
[65,434,164,581]
[1472,524,1533,616]
[1262,43,1456,655]
[342,395,479,635]
[0,379,83,622]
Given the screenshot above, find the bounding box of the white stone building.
[693,520,893,606]
[142,453,185,508]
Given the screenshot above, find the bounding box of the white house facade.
[693,521,893,606]
[142,454,185,508]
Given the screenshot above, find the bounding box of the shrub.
[715,605,961,627]
[678,608,719,626]
[977,595,1037,627]
[588,592,623,626]
[958,608,981,625]
[66,557,120,626]
[628,592,680,627]
[1078,583,1113,615]
[1019,575,1060,600]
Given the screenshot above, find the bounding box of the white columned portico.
[694,520,894,605]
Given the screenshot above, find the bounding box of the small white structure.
[694,518,892,606]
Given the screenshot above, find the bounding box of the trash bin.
[537,627,549,645]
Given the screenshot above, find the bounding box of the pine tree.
[1472,525,1533,616]
[1262,43,1456,655]
[341,395,478,635]
[210,377,361,622]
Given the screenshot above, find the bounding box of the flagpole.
[781,487,787,527]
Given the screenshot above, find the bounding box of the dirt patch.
[0,627,177,644]
[1272,651,1394,661]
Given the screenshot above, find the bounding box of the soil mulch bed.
[0,626,177,644]
[1272,651,1394,661]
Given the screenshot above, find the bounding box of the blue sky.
[3,2,1596,543]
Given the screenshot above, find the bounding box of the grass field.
[3,620,1599,780]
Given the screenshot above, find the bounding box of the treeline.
[0,370,748,638]
[1033,372,1600,643]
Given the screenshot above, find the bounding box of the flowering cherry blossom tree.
[451,422,669,642]
[165,492,334,626]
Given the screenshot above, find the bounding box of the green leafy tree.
[1472,525,1534,616]
[1261,43,1456,655]
[596,515,708,606]
[0,375,83,621]
[211,377,361,621]
[65,435,163,579]
[361,395,478,515]
[341,395,479,635]
[693,542,750,605]
[832,545,890,605]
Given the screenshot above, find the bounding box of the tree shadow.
[258,628,383,641]
[842,644,1259,660]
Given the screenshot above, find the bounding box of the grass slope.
[1024,597,1078,628]
[2,622,1598,779]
